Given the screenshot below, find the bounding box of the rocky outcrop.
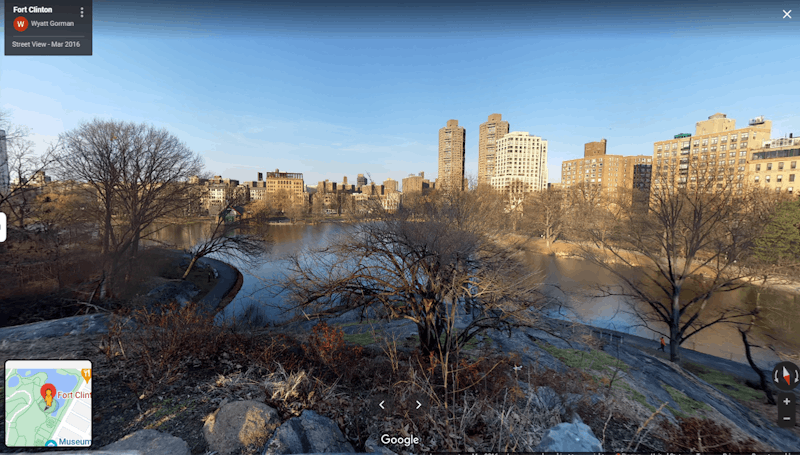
[141,280,200,312]
[102,429,190,455]
[262,409,355,455]
[203,400,282,455]
[534,416,603,452]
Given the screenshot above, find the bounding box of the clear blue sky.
[2,0,798,188]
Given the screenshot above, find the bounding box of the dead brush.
[660,417,764,452]
[103,301,228,397]
[302,322,364,380]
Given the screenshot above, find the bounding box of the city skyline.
[2,1,798,186]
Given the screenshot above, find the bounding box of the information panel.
[5,0,92,56]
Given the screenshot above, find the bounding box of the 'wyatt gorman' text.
[31,20,76,27]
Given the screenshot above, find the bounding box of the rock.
[365,435,399,455]
[204,400,281,455]
[534,416,603,452]
[262,410,355,455]
[143,280,200,311]
[102,429,189,455]
[532,386,563,411]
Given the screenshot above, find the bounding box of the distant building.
[438,120,466,191]
[478,114,510,186]
[266,169,304,202]
[383,178,398,193]
[402,172,431,193]
[357,174,368,188]
[491,131,548,192]
[207,175,240,210]
[749,134,799,196]
[652,113,772,192]
[0,129,8,194]
[561,139,651,196]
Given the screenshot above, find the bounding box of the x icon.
[784,9,792,18]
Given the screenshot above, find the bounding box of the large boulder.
[102,429,190,455]
[262,410,355,455]
[534,416,603,452]
[204,400,281,455]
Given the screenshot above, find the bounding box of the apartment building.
[240,172,267,201]
[560,139,652,194]
[266,169,304,202]
[749,135,799,195]
[478,114,510,186]
[402,172,432,193]
[438,120,466,191]
[383,178,398,194]
[207,175,240,208]
[652,114,772,191]
[0,129,8,194]
[491,131,548,192]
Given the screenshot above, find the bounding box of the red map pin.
[40,383,56,407]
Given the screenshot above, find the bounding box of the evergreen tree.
[754,199,800,263]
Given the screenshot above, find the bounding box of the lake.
[148,221,794,365]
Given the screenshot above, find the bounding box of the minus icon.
[784,417,791,420]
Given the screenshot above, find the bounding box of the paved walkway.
[0,256,240,343]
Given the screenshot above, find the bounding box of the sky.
[2,0,799,189]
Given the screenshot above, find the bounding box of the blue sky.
[2,0,798,188]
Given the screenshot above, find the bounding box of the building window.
[721,145,726,151]
[755,176,760,182]
[711,137,718,144]
[778,175,783,183]
[767,163,773,170]
[790,174,796,182]
[766,175,771,182]
[721,135,727,141]
[755,164,761,171]
[779,162,785,170]
[742,132,749,139]
[702,139,708,146]
[789,187,794,194]
[792,161,797,169]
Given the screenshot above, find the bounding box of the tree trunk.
[182,255,200,280]
[670,295,682,363]
[740,329,776,405]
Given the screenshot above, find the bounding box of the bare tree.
[284,190,550,359]
[56,119,203,294]
[581,171,774,363]
[182,200,271,279]
[529,187,565,249]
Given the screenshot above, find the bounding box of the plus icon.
[784,397,792,405]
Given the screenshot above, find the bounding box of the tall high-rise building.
[0,129,8,195]
[478,114,510,186]
[357,174,368,188]
[652,114,771,192]
[438,119,466,191]
[491,132,548,192]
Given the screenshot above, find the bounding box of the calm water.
[149,221,793,364]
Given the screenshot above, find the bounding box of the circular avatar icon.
[13,16,29,32]
[772,361,800,391]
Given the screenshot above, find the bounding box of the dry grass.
[96,306,783,453]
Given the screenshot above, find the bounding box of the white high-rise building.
[491,131,548,191]
[0,130,9,195]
